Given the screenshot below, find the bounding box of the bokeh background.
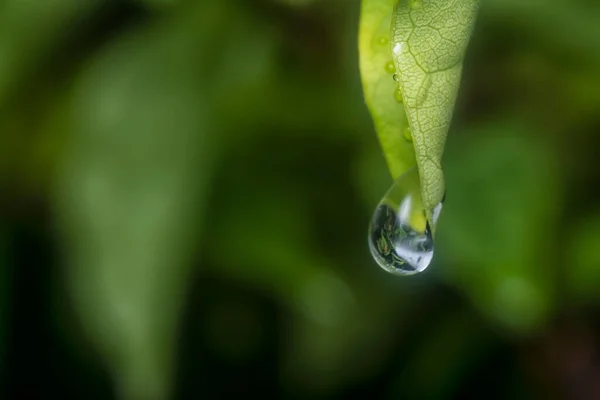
[1,0,600,398]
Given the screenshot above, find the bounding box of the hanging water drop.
[368,167,442,276]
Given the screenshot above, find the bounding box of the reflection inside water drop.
[368,167,442,276]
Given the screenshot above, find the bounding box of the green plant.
[359,0,479,224]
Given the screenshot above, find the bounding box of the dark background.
[1,0,600,399]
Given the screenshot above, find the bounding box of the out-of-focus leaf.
[0,0,100,105]
[437,120,561,334]
[53,1,277,398]
[566,215,600,305]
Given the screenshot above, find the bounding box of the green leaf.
[56,21,211,395]
[391,0,479,212]
[359,0,415,181]
[360,0,479,216]
[52,2,277,398]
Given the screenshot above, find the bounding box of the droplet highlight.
[392,73,399,82]
[368,167,442,276]
[377,37,388,45]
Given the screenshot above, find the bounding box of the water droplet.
[392,73,399,82]
[394,88,403,104]
[368,167,442,276]
[384,61,395,74]
[377,37,388,45]
[403,125,412,142]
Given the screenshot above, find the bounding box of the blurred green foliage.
[1,0,600,399]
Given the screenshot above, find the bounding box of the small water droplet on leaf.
[384,61,396,74]
[394,88,403,104]
[392,73,399,82]
[403,126,412,142]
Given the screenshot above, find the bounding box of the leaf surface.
[360,0,479,217]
